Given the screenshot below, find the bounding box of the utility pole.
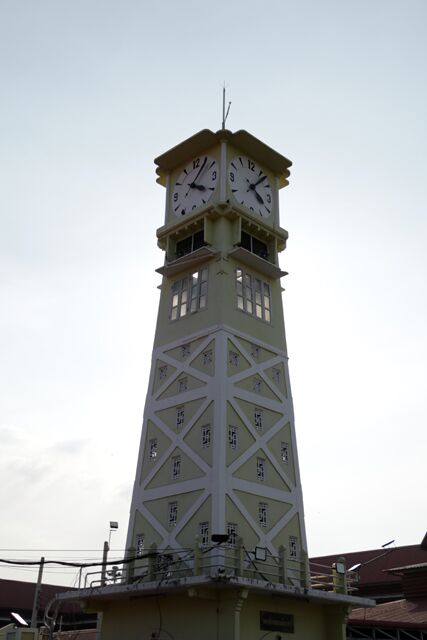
[100,541,109,586]
[31,556,45,628]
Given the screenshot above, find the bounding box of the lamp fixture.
[11,612,28,627]
[211,534,229,544]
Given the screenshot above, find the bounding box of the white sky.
[1,0,426,586]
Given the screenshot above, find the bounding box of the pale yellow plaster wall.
[165,336,206,362]
[155,397,206,430]
[145,490,204,531]
[234,398,284,434]
[189,338,215,376]
[146,446,205,490]
[152,358,177,395]
[237,336,278,362]
[233,489,293,536]
[157,372,207,401]
[226,402,256,465]
[131,508,163,550]
[234,374,281,401]
[153,230,289,354]
[225,495,259,550]
[176,495,212,547]
[183,401,214,465]
[233,451,291,492]
[267,422,296,485]
[140,420,172,484]
[272,512,304,554]
[98,588,346,640]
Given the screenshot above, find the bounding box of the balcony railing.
[79,540,354,596]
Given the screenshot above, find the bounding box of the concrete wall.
[97,588,347,640]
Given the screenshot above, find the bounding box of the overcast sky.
[1,0,426,586]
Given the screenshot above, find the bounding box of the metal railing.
[77,541,356,596]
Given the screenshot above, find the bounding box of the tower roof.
[154,129,292,188]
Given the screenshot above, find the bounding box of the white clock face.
[228,156,273,217]
[172,155,218,217]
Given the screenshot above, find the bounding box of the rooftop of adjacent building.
[0,578,96,630]
[310,535,427,602]
[311,533,427,634]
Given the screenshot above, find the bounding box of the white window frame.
[176,406,184,430]
[229,350,239,367]
[253,378,262,393]
[256,457,266,482]
[201,425,211,449]
[203,349,212,365]
[228,425,238,450]
[168,501,178,527]
[178,377,188,393]
[227,522,238,548]
[170,268,208,321]
[259,502,268,528]
[199,521,209,547]
[281,442,289,463]
[254,408,263,431]
[181,343,190,359]
[171,455,181,480]
[235,268,271,323]
[289,536,298,559]
[136,534,145,557]
[148,438,158,460]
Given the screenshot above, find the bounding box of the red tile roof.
[0,579,78,613]
[349,597,427,629]
[311,545,427,588]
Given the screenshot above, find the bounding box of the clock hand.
[253,189,264,204]
[185,156,208,197]
[245,179,264,204]
[191,156,208,185]
[254,175,267,187]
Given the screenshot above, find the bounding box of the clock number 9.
[173,193,178,202]
[229,171,235,182]
[193,158,200,169]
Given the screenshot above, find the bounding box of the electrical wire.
[0,551,156,568]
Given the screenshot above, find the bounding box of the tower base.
[58,575,373,640]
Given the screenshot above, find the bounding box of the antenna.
[222,83,231,130]
[381,539,395,548]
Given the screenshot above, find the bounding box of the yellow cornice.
[154,129,292,188]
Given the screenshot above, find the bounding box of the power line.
[0,550,156,568]
[0,548,127,552]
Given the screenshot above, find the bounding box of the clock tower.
[125,128,307,575]
[58,127,372,640]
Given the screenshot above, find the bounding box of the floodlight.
[254,546,267,562]
[11,612,28,627]
[348,563,362,572]
[211,534,229,544]
[334,561,346,575]
[109,521,119,530]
